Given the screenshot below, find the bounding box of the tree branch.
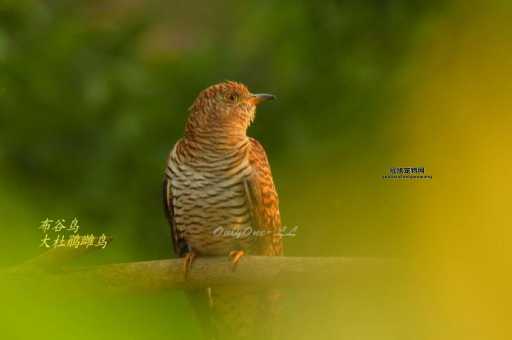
[5,255,404,295]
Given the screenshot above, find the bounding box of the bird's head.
[185,81,274,141]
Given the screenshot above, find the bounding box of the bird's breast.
[167,152,255,255]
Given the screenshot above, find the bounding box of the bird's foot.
[182,251,197,279]
[228,250,245,271]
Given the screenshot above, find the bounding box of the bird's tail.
[187,286,281,340]
[186,289,218,340]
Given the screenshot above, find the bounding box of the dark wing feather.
[163,175,188,257]
[244,138,283,256]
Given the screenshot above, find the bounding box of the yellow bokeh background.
[403,1,509,338]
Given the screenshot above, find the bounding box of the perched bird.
[163,81,283,339]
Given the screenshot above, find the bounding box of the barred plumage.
[163,81,282,339]
[165,139,253,255]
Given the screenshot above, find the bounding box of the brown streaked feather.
[245,137,283,256]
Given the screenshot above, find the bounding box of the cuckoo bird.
[163,81,283,339]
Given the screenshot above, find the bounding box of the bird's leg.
[182,251,197,279]
[228,250,245,271]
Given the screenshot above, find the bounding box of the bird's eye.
[228,93,238,102]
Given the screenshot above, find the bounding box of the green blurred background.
[0,0,508,339]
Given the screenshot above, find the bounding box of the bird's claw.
[228,250,245,271]
[183,251,197,279]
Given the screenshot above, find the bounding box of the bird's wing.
[244,138,283,256]
[163,156,188,257]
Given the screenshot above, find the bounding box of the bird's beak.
[246,93,276,105]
